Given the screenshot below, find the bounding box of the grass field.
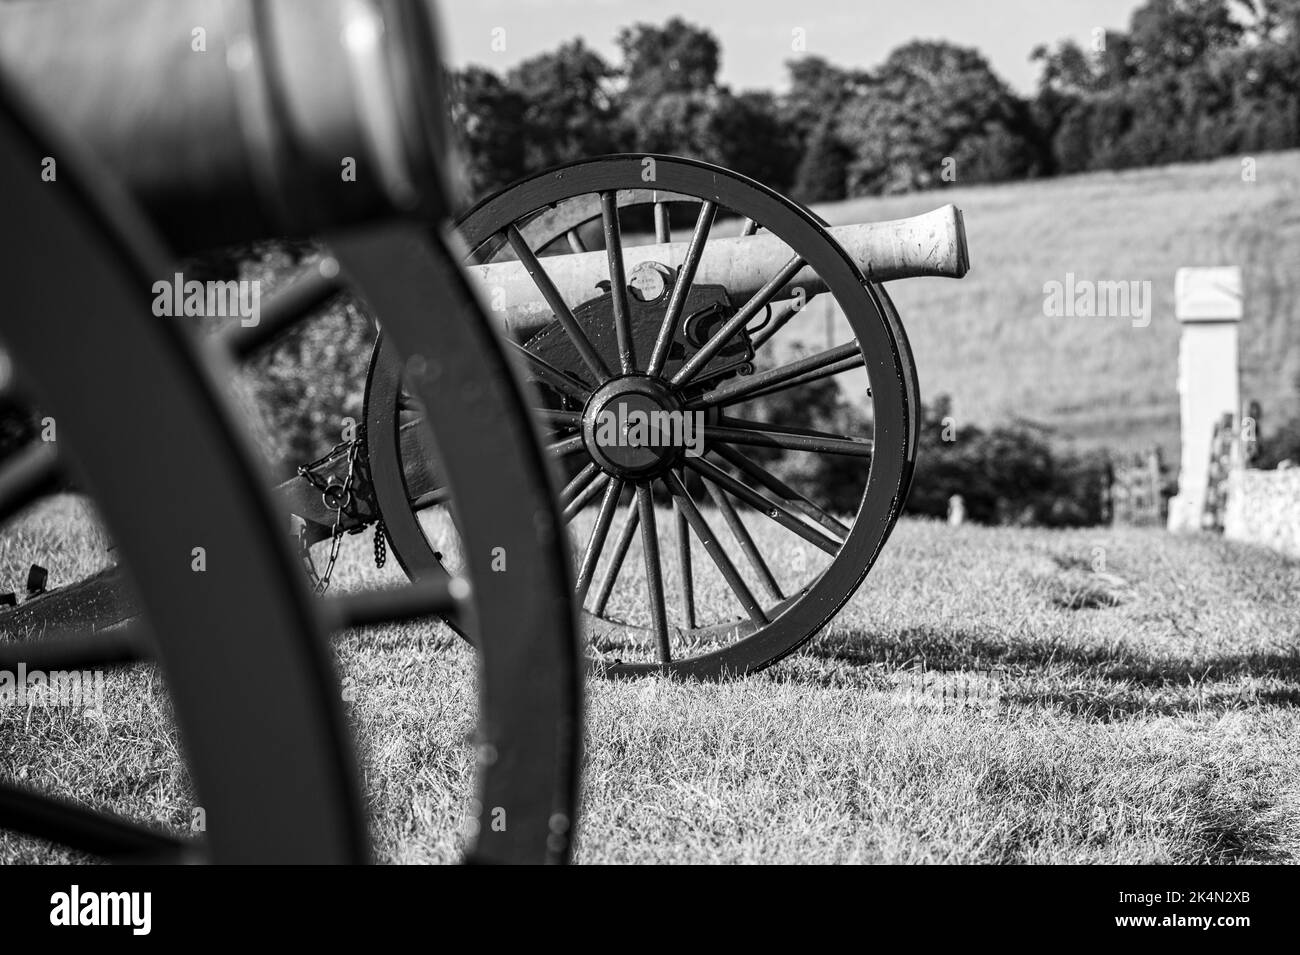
[801,150,1300,458]
[2,496,1298,864]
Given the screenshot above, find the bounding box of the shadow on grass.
[792,625,1300,719]
[1171,770,1294,864]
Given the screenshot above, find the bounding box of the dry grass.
[1,497,1298,864]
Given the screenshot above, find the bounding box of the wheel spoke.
[565,229,588,254]
[685,456,840,555]
[574,478,624,604]
[591,498,639,616]
[549,434,587,457]
[654,202,671,243]
[635,484,672,663]
[691,341,861,408]
[563,471,612,522]
[739,217,759,237]
[716,415,874,456]
[663,471,767,626]
[0,441,59,524]
[537,408,583,429]
[0,781,187,860]
[705,422,873,458]
[720,415,864,443]
[506,224,611,381]
[697,480,783,601]
[228,257,342,360]
[507,340,592,403]
[671,254,805,388]
[711,444,851,538]
[560,461,601,506]
[647,200,717,377]
[674,486,696,629]
[600,192,636,374]
[329,576,464,629]
[750,295,823,351]
[0,624,151,672]
[739,354,864,403]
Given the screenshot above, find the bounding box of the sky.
[440,0,1148,95]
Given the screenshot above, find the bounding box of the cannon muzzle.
[0,0,455,251]
[467,205,969,341]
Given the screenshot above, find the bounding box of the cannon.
[0,0,971,684]
[0,0,581,863]
[362,162,967,678]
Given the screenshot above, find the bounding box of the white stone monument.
[947,493,965,527]
[1167,267,1242,532]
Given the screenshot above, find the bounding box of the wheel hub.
[583,376,695,479]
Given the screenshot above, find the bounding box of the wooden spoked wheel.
[367,156,918,679]
[0,74,581,862]
[0,82,366,863]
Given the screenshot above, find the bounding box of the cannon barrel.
[467,205,969,341]
[0,0,454,252]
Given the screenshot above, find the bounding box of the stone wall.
[1224,466,1300,558]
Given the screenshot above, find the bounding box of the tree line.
[449,0,1300,204]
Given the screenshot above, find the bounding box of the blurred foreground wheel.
[0,80,365,863]
[0,62,581,863]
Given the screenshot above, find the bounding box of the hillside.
[808,151,1300,458]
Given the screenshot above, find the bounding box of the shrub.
[740,379,1110,527]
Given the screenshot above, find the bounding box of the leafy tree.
[1127,0,1244,76]
[781,56,864,142]
[1241,0,1300,41]
[447,66,529,201]
[837,41,1039,195]
[1030,36,1132,97]
[780,56,863,199]
[616,17,720,97]
[1034,0,1299,172]
[611,22,797,190]
[620,90,721,157]
[505,40,625,171]
[712,90,798,192]
[620,89,793,187]
[791,118,851,203]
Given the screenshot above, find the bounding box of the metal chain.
[297,430,365,595]
[297,429,362,497]
[373,519,387,569]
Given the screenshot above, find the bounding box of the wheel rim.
[369,155,914,679]
[338,226,582,862]
[232,226,585,863]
